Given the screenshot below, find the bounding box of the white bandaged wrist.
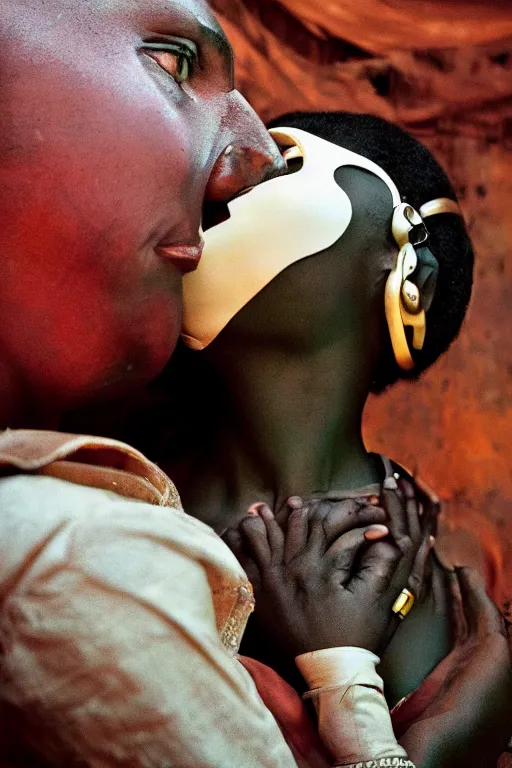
[296,646,382,694]
[295,647,409,766]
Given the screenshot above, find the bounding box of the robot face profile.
[182,126,402,351]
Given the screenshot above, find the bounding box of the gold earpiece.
[385,197,463,369]
[385,241,426,371]
[401,280,420,313]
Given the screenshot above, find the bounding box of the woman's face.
[0,0,283,405]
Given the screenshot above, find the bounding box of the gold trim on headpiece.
[384,204,429,371]
[419,197,461,219]
[384,242,426,372]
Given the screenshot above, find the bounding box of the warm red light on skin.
[0,0,285,424]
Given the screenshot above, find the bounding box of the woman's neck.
[170,341,380,533]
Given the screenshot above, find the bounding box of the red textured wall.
[364,134,512,605]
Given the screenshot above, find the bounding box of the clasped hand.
[225,480,431,657]
[225,482,512,767]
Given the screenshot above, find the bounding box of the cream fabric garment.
[0,431,410,768]
[0,474,298,767]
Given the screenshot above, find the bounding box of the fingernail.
[259,504,274,520]
[365,524,389,540]
[368,494,380,506]
[429,535,436,549]
[383,477,398,490]
[287,496,303,509]
[247,503,265,516]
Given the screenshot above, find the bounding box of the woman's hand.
[225,481,431,657]
[397,567,512,768]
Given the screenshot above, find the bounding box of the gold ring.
[392,588,415,620]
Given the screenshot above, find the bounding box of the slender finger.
[388,538,419,600]
[381,484,418,591]
[407,535,435,600]
[457,566,506,639]
[399,479,422,546]
[258,504,285,564]
[284,506,309,564]
[274,495,303,527]
[381,483,410,548]
[304,499,327,549]
[239,516,272,571]
[306,507,327,557]
[326,525,389,583]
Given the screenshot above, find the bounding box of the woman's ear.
[414,246,439,312]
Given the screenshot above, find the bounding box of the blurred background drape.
[210,0,512,607]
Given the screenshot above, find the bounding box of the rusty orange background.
[364,133,512,606]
